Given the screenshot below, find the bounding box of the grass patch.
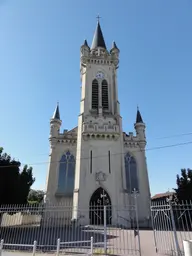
[93,248,114,254]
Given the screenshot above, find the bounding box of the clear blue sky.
[0,0,192,196]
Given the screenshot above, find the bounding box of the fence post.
[90,236,93,256]
[32,240,37,256]
[104,205,107,255]
[150,201,158,253]
[0,239,3,256]
[56,238,60,256]
[133,189,141,256]
[183,240,192,256]
[169,199,181,255]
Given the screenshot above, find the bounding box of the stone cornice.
[124,141,139,148]
[82,132,120,141]
[82,123,119,134]
[57,139,77,145]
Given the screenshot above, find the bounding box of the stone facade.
[45,21,151,227]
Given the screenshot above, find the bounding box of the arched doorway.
[89,187,112,225]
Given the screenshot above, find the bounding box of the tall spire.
[91,20,106,50]
[52,102,60,120]
[136,107,144,123]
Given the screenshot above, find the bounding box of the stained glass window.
[124,153,139,193]
[57,151,75,196]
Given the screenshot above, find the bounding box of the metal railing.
[0,238,94,256]
[0,202,141,255]
[151,199,192,255]
[0,239,37,256]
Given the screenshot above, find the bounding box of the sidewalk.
[1,230,175,256]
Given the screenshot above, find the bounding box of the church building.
[45,20,151,227]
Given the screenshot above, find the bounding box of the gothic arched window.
[124,153,139,193]
[102,80,109,110]
[57,151,75,196]
[92,79,99,110]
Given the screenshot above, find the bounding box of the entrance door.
[89,187,112,225]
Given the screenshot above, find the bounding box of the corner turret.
[134,107,146,147]
[110,41,119,67]
[52,103,60,120]
[50,103,62,140]
[81,39,90,58]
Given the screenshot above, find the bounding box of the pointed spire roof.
[136,107,144,123]
[112,41,118,50]
[83,39,89,47]
[91,21,106,50]
[52,103,60,120]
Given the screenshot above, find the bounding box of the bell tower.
[79,20,120,118]
[73,20,126,224]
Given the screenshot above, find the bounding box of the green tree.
[28,189,45,204]
[174,168,192,202]
[19,165,35,204]
[0,147,35,205]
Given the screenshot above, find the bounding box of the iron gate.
[151,199,192,255]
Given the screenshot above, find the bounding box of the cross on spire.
[96,14,101,22]
[91,15,106,50]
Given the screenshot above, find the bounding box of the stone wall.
[1,212,41,227]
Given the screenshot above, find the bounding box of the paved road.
[1,230,186,256]
[2,253,29,256]
[1,251,166,256]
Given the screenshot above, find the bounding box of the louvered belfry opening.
[92,79,99,110]
[102,79,109,110]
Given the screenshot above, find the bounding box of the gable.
[66,126,78,135]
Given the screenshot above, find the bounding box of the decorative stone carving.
[95,171,106,182]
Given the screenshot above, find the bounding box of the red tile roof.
[151,192,175,200]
